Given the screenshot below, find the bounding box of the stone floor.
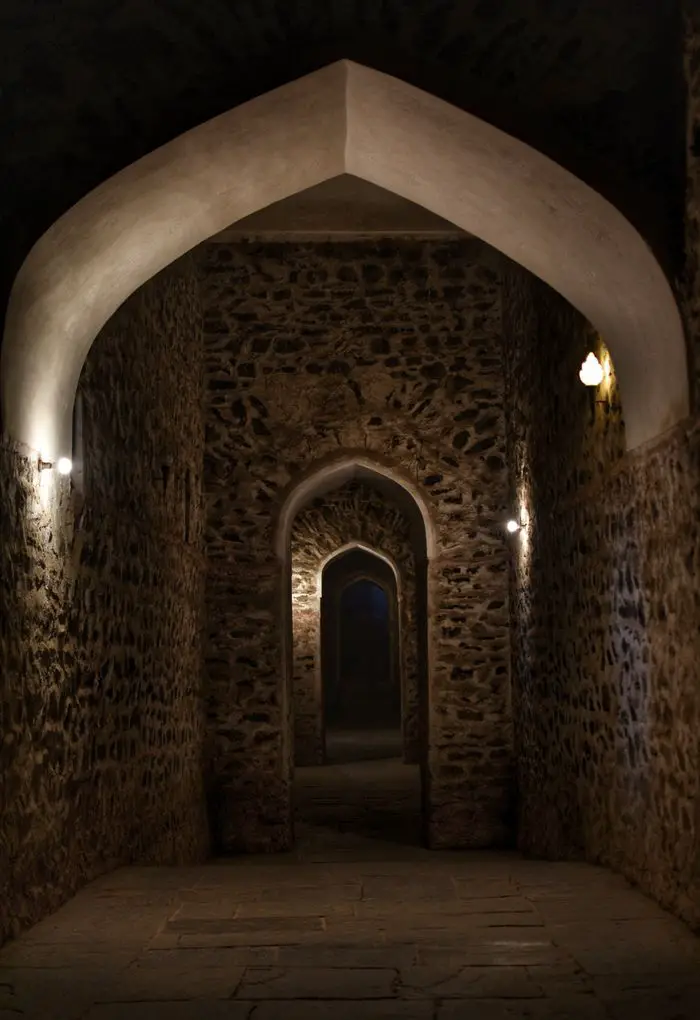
[297,728,422,850]
[1,739,699,1019]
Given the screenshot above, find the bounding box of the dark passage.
[294,735,422,852]
[295,548,421,851]
[326,577,399,733]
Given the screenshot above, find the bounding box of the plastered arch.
[277,452,436,562]
[1,61,688,458]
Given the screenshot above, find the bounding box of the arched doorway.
[1,62,686,462]
[321,548,401,762]
[3,59,686,863]
[287,470,429,774]
[296,544,422,849]
[279,457,431,849]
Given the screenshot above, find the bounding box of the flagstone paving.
[1,752,698,1019]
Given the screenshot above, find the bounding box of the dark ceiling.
[0,0,686,322]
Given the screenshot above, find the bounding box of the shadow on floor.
[293,729,423,856]
[324,727,404,763]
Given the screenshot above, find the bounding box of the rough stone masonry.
[202,237,513,853]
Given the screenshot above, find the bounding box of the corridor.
[1,748,699,1019]
[295,729,421,851]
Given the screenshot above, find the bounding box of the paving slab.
[400,964,544,999]
[437,996,609,1019]
[82,1005,251,1020]
[113,949,246,999]
[235,965,398,999]
[252,1004,433,1019]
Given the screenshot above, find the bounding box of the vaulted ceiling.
[1,0,685,321]
[211,176,465,239]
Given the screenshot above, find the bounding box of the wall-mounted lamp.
[579,352,604,387]
[505,511,528,534]
[38,456,73,475]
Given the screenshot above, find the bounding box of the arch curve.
[316,541,401,600]
[276,451,436,561]
[1,59,688,457]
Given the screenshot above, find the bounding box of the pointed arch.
[1,59,688,457]
[283,453,431,771]
[277,451,436,561]
[316,540,400,599]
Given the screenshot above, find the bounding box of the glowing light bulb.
[579,352,604,387]
[506,519,520,534]
[56,457,72,475]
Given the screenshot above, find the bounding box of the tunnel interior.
[1,19,700,1010]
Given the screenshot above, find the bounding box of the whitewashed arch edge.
[1,60,688,457]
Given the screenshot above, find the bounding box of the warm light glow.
[506,519,520,534]
[579,352,604,386]
[56,457,72,475]
[37,466,53,507]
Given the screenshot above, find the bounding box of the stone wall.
[686,0,700,407]
[290,480,419,765]
[503,264,700,929]
[202,237,513,852]
[0,256,208,946]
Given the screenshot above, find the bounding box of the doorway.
[322,565,401,763]
[294,545,421,851]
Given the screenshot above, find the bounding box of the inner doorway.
[294,545,421,852]
[323,568,401,763]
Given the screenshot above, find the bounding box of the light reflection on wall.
[36,463,55,511]
[593,339,617,423]
[516,489,531,572]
